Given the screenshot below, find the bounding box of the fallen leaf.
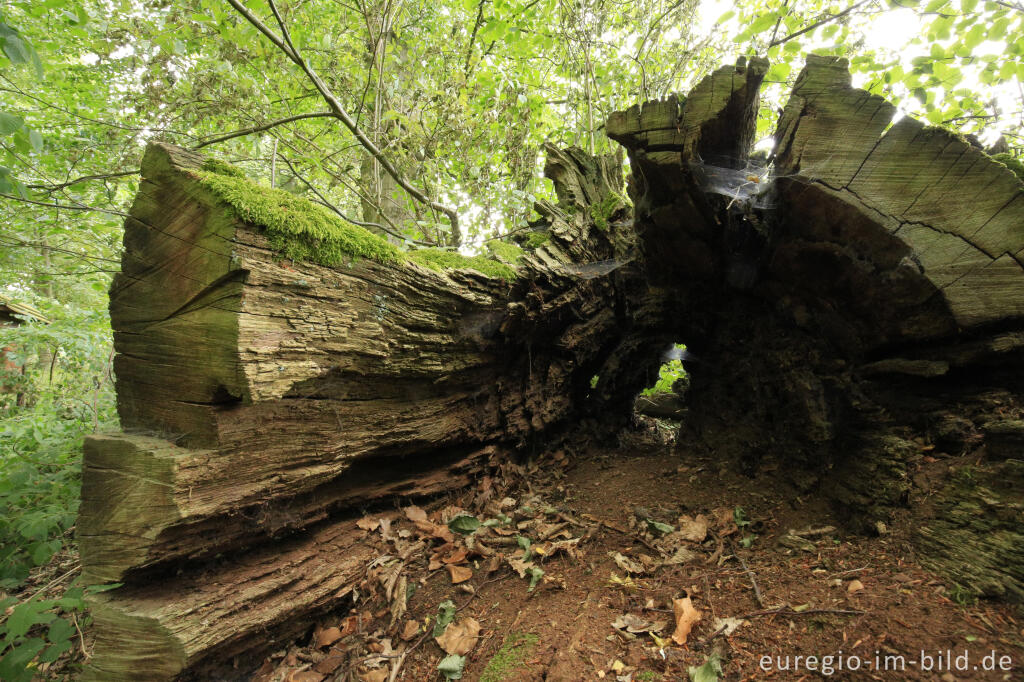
[448,565,472,584]
[405,506,428,523]
[313,653,346,675]
[437,653,466,680]
[671,596,701,645]
[688,653,722,682]
[286,672,326,682]
[611,552,646,574]
[338,615,359,637]
[359,669,388,682]
[711,507,738,537]
[448,514,481,535]
[611,613,666,634]
[435,617,481,655]
[507,557,532,578]
[611,659,625,673]
[677,514,708,542]
[356,517,379,532]
[443,547,469,565]
[433,600,457,637]
[317,627,342,648]
[400,619,420,641]
[711,616,745,637]
[847,579,865,594]
[661,546,699,566]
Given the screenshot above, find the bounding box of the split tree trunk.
[81,55,1024,679]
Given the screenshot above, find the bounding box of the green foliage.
[447,514,481,535]
[688,652,723,682]
[726,0,1023,144]
[480,632,539,682]
[992,153,1024,182]
[407,248,518,281]
[195,168,402,267]
[0,582,119,681]
[432,599,457,638]
[438,653,466,680]
[0,304,114,585]
[588,191,628,232]
[641,345,688,397]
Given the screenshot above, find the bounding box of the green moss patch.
[992,153,1024,182]
[480,632,538,682]
[523,231,550,248]
[487,240,524,265]
[195,161,402,266]
[589,191,629,231]
[408,247,517,281]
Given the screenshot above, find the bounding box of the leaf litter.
[245,440,1024,682]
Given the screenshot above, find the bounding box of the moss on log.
[81,55,1024,679]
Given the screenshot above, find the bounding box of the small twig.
[0,565,80,626]
[731,542,765,608]
[830,565,869,578]
[741,606,865,619]
[71,611,90,660]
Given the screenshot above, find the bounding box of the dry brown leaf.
[359,669,388,682]
[443,547,469,565]
[316,626,342,648]
[313,653,346,675]
[337,614,359,638]
[400,619,420,641]
[356,516,379,532]
[435,617,481,655]
[405,505,428,523]
[483,555,502,574]
[448,564,472,584]
[611,552,646,574]
[286,671,326,682]
[676,514,708,542]
[428,556,443,571]
[711,507,738,537]
[611,613,666,634]
[671,596,702,645]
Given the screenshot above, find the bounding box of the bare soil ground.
[248,433,1024,682]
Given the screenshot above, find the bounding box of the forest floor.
[245,428,1023,682]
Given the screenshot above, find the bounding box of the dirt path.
[252,441,1023,682]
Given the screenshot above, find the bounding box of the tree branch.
[0,193,129,217]
[26,170,138,192]
[224,0,462,244]
[274,152,432,245]
[767,0,871,48]
[193,112,337,149]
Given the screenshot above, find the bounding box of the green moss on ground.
[195,161,402,266]
[480,632,539,682]
[589,191,629,231]
[407,247,517,281]
[992,153,1024,182]
[487,240,524,265]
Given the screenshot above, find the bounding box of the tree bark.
[81,55,1024,679]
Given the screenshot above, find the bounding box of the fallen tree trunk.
[81,55,1024,679]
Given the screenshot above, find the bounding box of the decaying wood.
[83,132,672,677]
[81,54,1024,679]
